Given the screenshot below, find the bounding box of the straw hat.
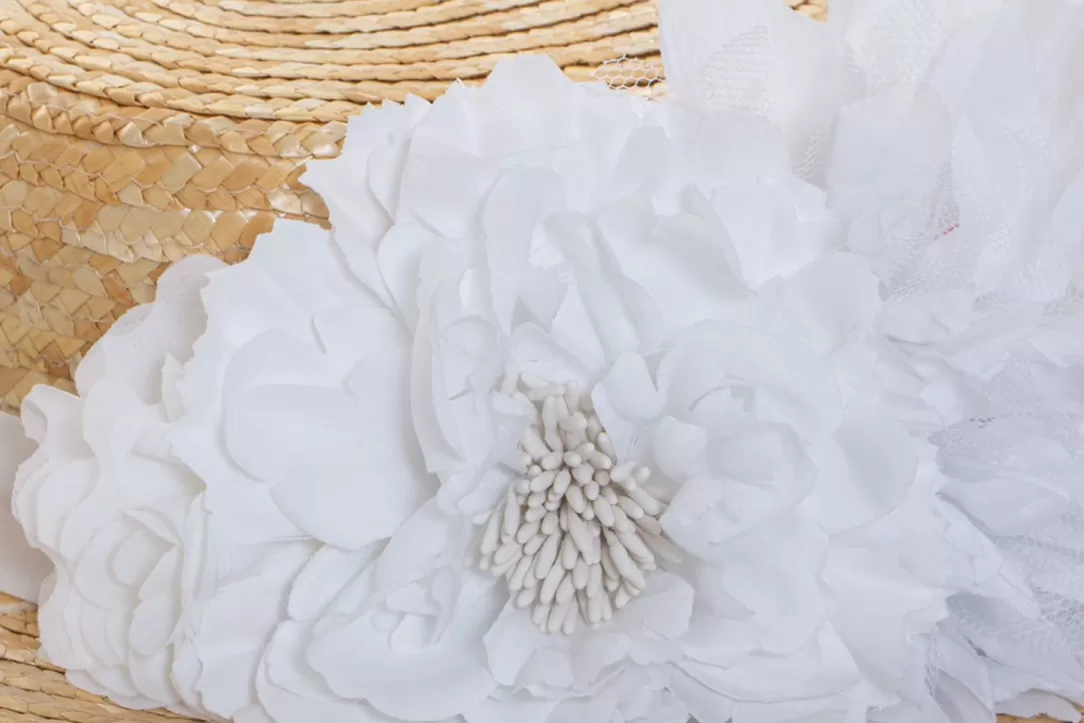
[0,4,1070,723]
[53,3,1084,723]
[0,0,827,416]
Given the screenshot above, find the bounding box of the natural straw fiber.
[0,0,1061,722]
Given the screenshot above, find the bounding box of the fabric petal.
[309,574,501,721]
[806,405,917,535]
[257,621,390,723]
[288,545,380,622]
[194,543,314,718]
[684,323,843,441]
[270,351,433,549]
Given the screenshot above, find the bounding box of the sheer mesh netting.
[701,26,772,118]
[592,56,664,95]
[845,0,1002,92]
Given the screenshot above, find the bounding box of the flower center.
[476,372,675,635]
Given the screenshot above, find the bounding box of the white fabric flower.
[0,53,969,723]
[0,0,1080,719]
[32,56,949,723]
[294,56,946,723]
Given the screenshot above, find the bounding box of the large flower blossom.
[4,54,979,723]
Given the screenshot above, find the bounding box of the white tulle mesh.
[701,26,772,117]
[833,0,1005,89]
[861,168,963,301]
[592,56,664,94]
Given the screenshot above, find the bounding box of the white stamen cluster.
[475,372,679,635]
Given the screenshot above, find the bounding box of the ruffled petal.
[824,547,948,693]
[303,99,427,255]
[74,256,224,401]
[193,542,315,718]
[702,516,828,656]
[270,350,433,549]
[683,323,843,442]
[679,627,861,704]
[482,601,560,687]
[308,573,502,721]
[287,545,380,622]
[463,693,558,723]
[806,405,917,535]
[257,621,391,723]
[595,197,744,328]
[827,85,951,219]
[482,169,563,334]
[664,428,816,557]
